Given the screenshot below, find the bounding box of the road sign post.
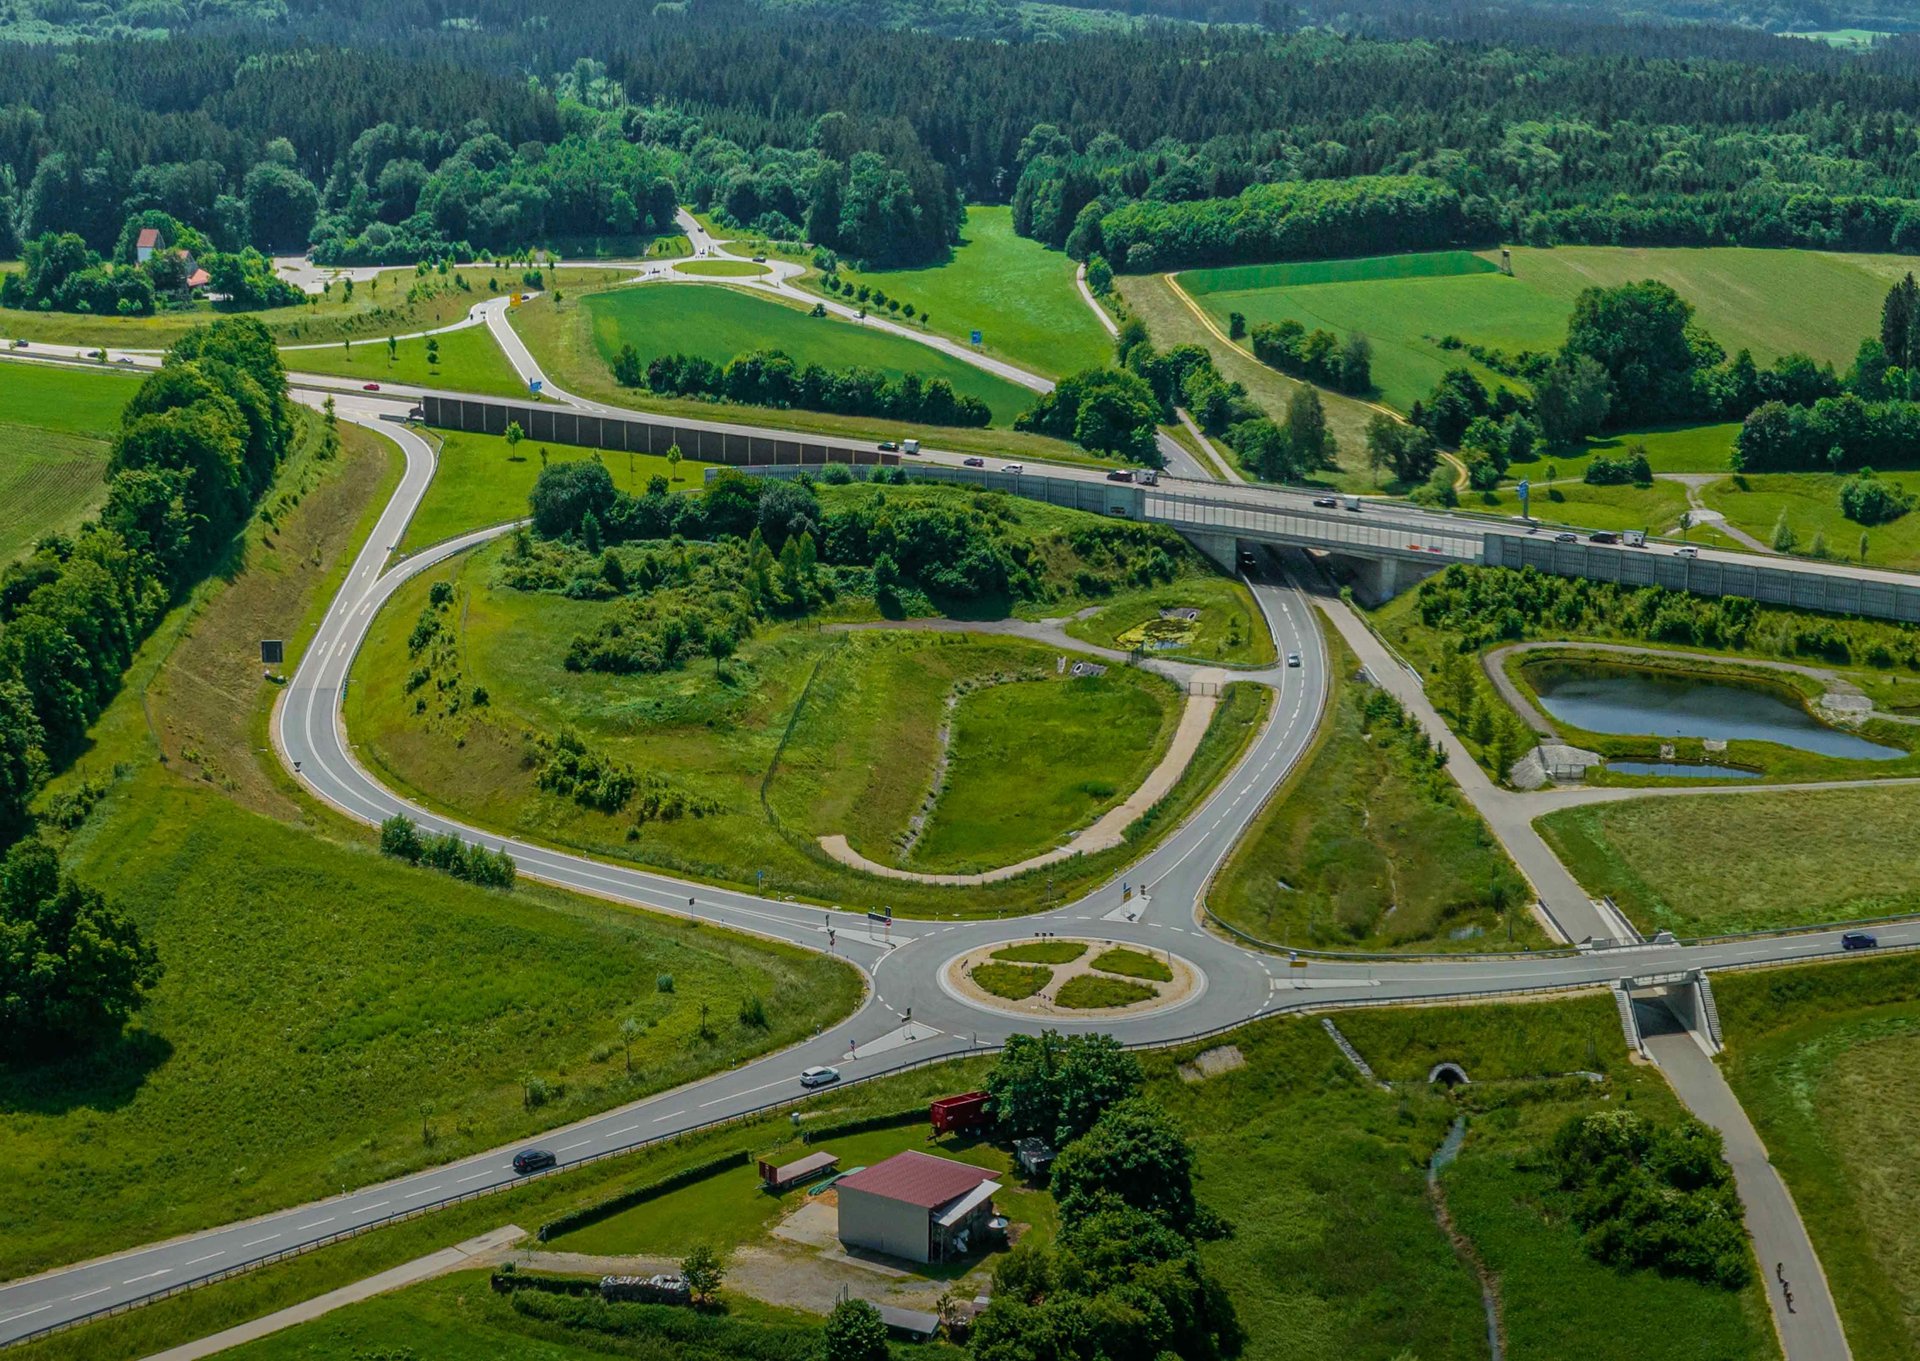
[970,329,982,349]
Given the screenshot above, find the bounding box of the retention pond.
[1530,664,1902,762]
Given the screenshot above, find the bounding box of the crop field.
[2,357,141,433]
[1210,630,1543,952]
[1181,245,1906,416]
[401,428,702,552]
[806,205,1112,379]
[1717,955,1920,1361]
[1537,783,1920,935]
[582,284,1037,425]
[280,322,529,399]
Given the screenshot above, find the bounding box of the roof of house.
[185,268,210,288]
[136,227,162,248]
[836,1150,995,1209]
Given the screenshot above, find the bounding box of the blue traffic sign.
[970,329,983,346]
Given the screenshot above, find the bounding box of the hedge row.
[537,1148,751,1241]
[802,1106,929,1145]
[491,1268,601,1296]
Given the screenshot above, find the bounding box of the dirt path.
[1664,473,1775,554]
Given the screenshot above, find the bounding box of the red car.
[362,382,381,391]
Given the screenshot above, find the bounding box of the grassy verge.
[1063,574,1276,666]
[1715,954,1920,1361]
[990,941,1087,964]
[1,407,860,1282]
[1209,628,1542,952]
[1464,476,1692,535]
[282,323,529,399]
[1538,784,1920,935]
[1704,469,1920,571]
[673,259,768,278]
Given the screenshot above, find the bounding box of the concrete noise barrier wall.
[419,394,901,469]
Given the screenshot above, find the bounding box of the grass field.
[910,671,1177,871]
[280,323,529,399]
[511,288,1096,466]
[1529,422,1743,481]
[402,428,704,552]
[803,205,1112,380]
[1716,954,1920,1361]
[0,405,860,1282]
[1466,476,1693,534]
[1114,273,1386,491]
[1701,470,1920,569]
[1537,784,1920,934]
[1210,629,1544,952]
[348,509,1254,915]
[0,361,143,561]
[1064,575,1276,666]
[1181,245,1909,422]
[583,284,1036,426]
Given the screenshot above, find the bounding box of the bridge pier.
[1181,531,1241,575]
[1330,553,1439,604]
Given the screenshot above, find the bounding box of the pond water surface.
[1531,665,1903,762]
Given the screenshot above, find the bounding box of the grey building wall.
[837,1188,932,1264]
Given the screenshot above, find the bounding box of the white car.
[1002,463,1024,474]
[1673,545,1699,558]
[799,1065,840,1088]
[1287,652,1302,668]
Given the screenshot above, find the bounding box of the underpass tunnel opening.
[1427,1062,1470,1088]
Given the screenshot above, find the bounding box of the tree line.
[617,345,992,428]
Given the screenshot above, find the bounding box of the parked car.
[877,440,898,452]
[1287,652,1302,667]
[1673,545,1700,558]
[800,1065,841,1088]
[963,456,985,467]
[362,382,381,391]
[512,1148,557,1174]
[1554,532,1578,543]
[1312,496,1339,509]
[1842,930,1879,950]
[1002,462,1024,474]
[1106,468,1135,482]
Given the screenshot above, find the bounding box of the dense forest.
[9,0,1920,273]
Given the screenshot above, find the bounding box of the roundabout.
[940,937,1204,1020]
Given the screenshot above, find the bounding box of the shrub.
[1839,466,1914,525]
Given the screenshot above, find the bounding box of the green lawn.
[281,323,530,399]
[910,670,1178,872]
[973,961,1053,998]
[1528,422,1743,481]
[1063,575,1276,666]
[582,284,1037,426]
[1702,470,1920,569]
[403,428,704,552]
[1715,954,1920,1361]
[1209,629,1542,952]
[1054,974,1157,1008]
[804,205,1112,380]
[349,513,1261,917]
[1537,784,1920,935]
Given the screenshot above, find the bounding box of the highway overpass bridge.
[422,393,1920,623]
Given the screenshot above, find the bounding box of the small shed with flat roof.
[759,1150,838,1191]
[835,1150,1000,1264]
